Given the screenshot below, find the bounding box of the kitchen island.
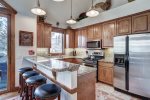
[22,56,96,100]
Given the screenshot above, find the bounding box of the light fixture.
[31,0,46,15]
[66,0,76,24]
[86,0,99,17]
[53,0,64,2]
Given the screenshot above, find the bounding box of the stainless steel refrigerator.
[114,33,150,98]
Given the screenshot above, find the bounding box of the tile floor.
[0,83,141,100]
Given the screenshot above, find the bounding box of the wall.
[15,14,37,86]
[72,0,150,28]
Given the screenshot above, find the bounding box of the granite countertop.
[24,56,80,72]
[77,65,96,76]
[24,56,96,75]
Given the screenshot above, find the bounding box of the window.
[50,32,64,53]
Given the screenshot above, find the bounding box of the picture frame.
[19,30,33,46]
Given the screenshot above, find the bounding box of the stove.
[83,50,104,82]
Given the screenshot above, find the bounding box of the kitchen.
[0,0,150,100]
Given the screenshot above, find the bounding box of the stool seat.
[18,67,33,74]
[26,75,47,85]
[22,71,39,79]
[34,84,61,99]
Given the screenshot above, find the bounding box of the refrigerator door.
[129,33,150,98]
[114,36,127,54]
[114,36,127,91]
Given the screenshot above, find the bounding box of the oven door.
[87,41,101,48]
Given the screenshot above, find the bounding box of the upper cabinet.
[81,28,88,48]
[102,20,116,48]
[93,24,102,40]
[117,16,132,35]
[87,25,94,40]
[87,24,102,41]
[132,12,150,33]
[65,29,75,48]
[37,22,52,48]
[75,28,87,48]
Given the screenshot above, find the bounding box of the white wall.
[72,0,150,28]
[15,14,37,86]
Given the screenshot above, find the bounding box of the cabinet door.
[98,67,105,82]
[69,30,75,48]
[75,30,82,48]
[81,28,87,48]
[75,30,79,48]
[93,24,102,40]
[44,24,51,48]
[132,12,150,33]
[37,23,44,48]
[105,67,113,85]
[78,30,82,48]
[87,26,94,40]
[65,29,75,48]
[117,17,131,35]
[102,20,116,48]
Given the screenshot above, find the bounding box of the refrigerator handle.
[125,36,129,90]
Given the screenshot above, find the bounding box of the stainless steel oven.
[87,41,101,48]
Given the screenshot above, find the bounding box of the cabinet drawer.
[98,62,113,68]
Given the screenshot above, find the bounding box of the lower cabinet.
[98,61,113,85]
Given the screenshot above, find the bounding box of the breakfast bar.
[23,56,96,100]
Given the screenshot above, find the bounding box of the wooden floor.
[0,83,141,100]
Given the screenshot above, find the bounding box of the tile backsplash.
[104,48,114,62]
[37,48,49,55]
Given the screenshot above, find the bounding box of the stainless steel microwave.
[87,41,101,48]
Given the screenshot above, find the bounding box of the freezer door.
[114,65,126,90]
[129,33,150,98]
[114,36,127,54]
[114,36,127,91]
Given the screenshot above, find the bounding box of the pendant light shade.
[66,17,77,24]
[86,9,99,17]
[66,0,76,24]
[86,0,99,17]
[31,0,46,15]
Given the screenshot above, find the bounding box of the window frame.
[0,0,17,94]
[50,27,65,55]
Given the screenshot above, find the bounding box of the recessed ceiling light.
[53,0,64,2]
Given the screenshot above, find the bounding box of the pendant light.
[31,0,46,15]
[66,0,76,24]
[86,0,99,17]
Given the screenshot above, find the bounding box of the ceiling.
[6,0,129,28]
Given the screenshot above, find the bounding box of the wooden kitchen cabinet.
[75,28,87,48]
[117,16,132,35]
[93,24,102,40]
[98,61,113,85]
[81,28,87,48]
[65,29,75,48]
[132,12,150,33]
[87,24,102,41]
[102,20,116,48]
[37,23,44,48]
[87,25,94,40]
[37,22,52,48]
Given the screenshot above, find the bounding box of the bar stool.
[34,84,61,100]
[25,75,47,100]
[18,67,33,96]
[22,71,40,100]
